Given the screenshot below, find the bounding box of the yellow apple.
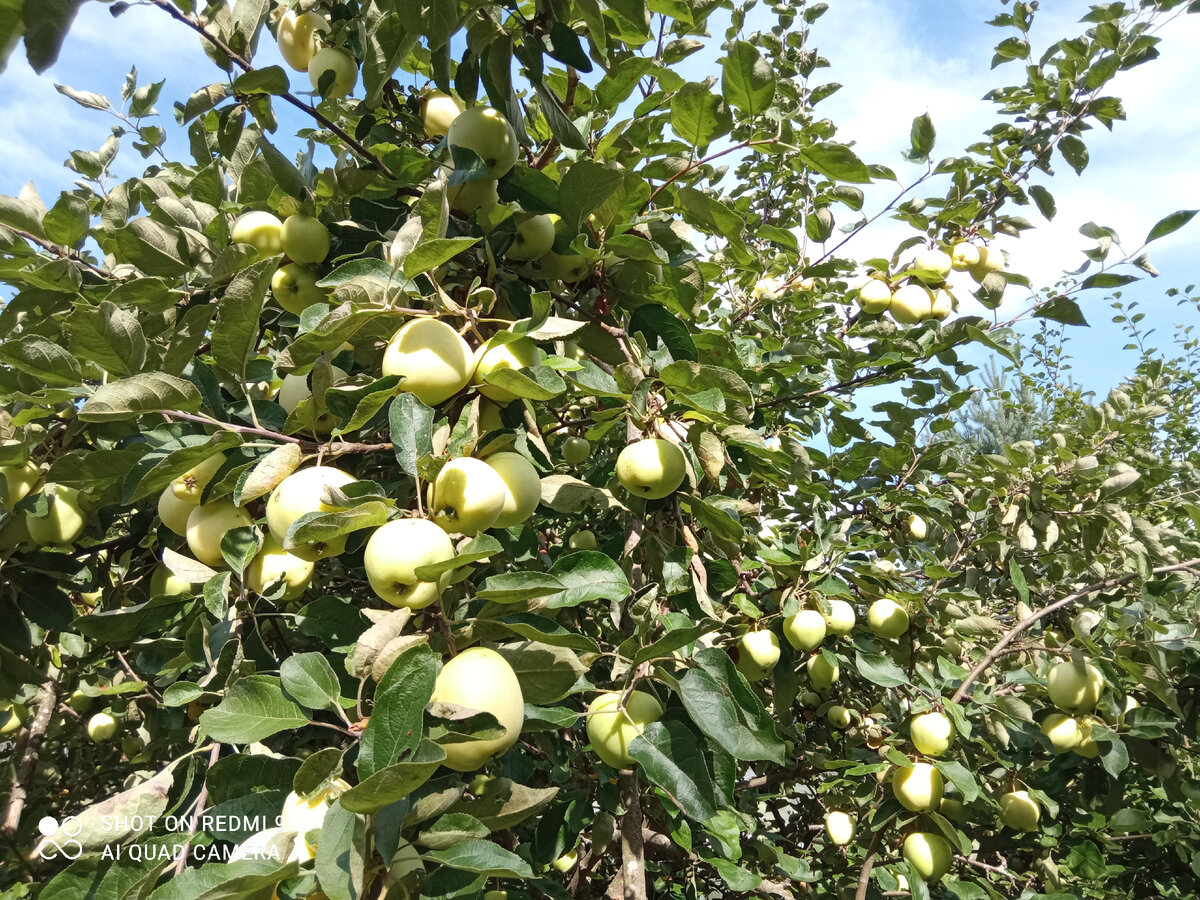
[892,762,944,812]
[902,832,952,881]
[827,705,852,728]
[186,499,254,567]
[266,466,356,561]
[308,47,358,98]
[277,365,349,434]
[247,533,315,600]
[807,654,839,689]
[568,530,597,551]
[929,288,954,321]
[158,486,197,537]
[0,461,40,509]
[271,263,327,315]
[448,178,500,216]
[483,893,508,900]
[382,318,475,406]
[868,598,909,639]
[552,848,578,872]
[26,485,86,546]
[783,609,827,650]
[0,513,30,551]
[856,278,892,314]
[231,211,284,256]
[1041,713,1083,752]
[615,438,686,500]
[968,245,1005,282]
[910,711,954,756]
[562,437,590,464]
[430,457,507,535]
[363,518,454,609]
[736,630,781,681]
[150,565,195,597]
[447,106,519,179]
[823,599,856,635]
[1047,658,1104,713]
[66,689,93,713]
[906,514,927,541]
[276,10,327,72]
[911,248,952,284]
[825,811,855,846]
[586,690,663,769]
[171,453,225,503]
[484,452,541,528]
[1074,717,1100,758]
[472,336,543,404]
[950,241,981,271]
[87,712,117,742]
[888,283,934,324]
[431,647,524,771]
[541,251,591,283]
[507,214,556,261]
[421,90,463,138]
[280,778,351,849]
[939,796,966,821]
[281,214,330,265]
[998,790,1040,831]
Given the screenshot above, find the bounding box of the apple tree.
[1,1,1200,899]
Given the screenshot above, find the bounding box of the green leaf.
[286,501,391,553]
[628,720,719,820]
[315,800,364,900]
[412,533,499,580]
[798,143,873,183]
[424,839,535,879]
[487,612,601,653]
[493,641,586,705]
[387,392,435,479]
[68,300,147,377]
[559,161,623,235]
[1033,295,1088,326]
[933,758,979,802]
[481,365,567,401]
[418,813,491,849]
[43,191,90,245]
[403,237,479,278]
[1145,209,1197,243]
[0,335,81,386]
[73,594,191,643]
[233,66,289,95]
[1059,135,1089,174]
[670,82,733,149]
[1079,272,1136,291]
[22,0,81,73]
[721,41,776,114]
[478,551,630,609]
[677,661,787,763]
[212,259,275,379]
[341,740,446,813]
[855,652,908,687]
[629,304,698,362]
[905,112,936,161]
[199,675,309,744]
[78,373,201,421]
[359,643,437,779]
[281,652,343,712]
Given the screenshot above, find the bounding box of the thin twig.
[173,742,221,875]
[0,669,59,840]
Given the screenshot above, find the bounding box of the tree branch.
[854,828,883,900]
[1,669,60,840]
[618,769,647,900]
[950,558,1200,703]
[160,410,392,455]
[6,226,111,278]
[172,742,221,875]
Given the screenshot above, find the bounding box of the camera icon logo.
[36,815,83,861]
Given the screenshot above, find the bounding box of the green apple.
[507,213,556,261]
[998,790,1040,831]
[827,705,852,728]
[562,437,591,464]
[615,438,686,500]
[447,106,519,179]
[430,457,507,535]
[823,599,856,635]
[929,288,954,321]
[856,278,892,314]
[186,499,254,567]
[0,461,40,509]
[892,762,944,812]
[276,9,327,72]
[910,711,954,756]
[736,630,781,681]
[541,251,591,283]
[825,810,855,846]
[0,513,30,551]
[472,336,543,404]
[1047,658,1104,713]
[26,485,86,546]
[483,893,508,900]
[266,466,356,561]
[382,318,475,406]
[800,691,821,708]
[247,533,315,600]
[87,712,117,742]
[906,514,927,541]
[448,178,500,216]
[271,263,327,315]
[939,796,966,821]
[1041,712,1083,752]
[586,690,663,769]
[171,453,225,503]
[1074,717,1100,758]
[281,214,330,265]
[888,283,934,324]
[150,565,194,597]
[807,654,839,689]
[231,211,284,256]
[308,47,358,98]
[902,832,952,881]
[157,486,197,537]
[950,241,981,271]
[568,529,597,550]
[66,689,93,713]
[421,90,463,138]
[363,517,454,609]
[277,365,350,434]
[867,598,909,639]
[484,452,541,528]
[968,245,1005,282]
[469,773,495,796]
[552,848,578,872]
[0,701,26,735]
[783,609,827,650]
[431,647,525,771]
[911,248,952,284]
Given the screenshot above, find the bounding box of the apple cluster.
[854,240,1006,326]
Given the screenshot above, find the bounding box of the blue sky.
[1,0,1197,401]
